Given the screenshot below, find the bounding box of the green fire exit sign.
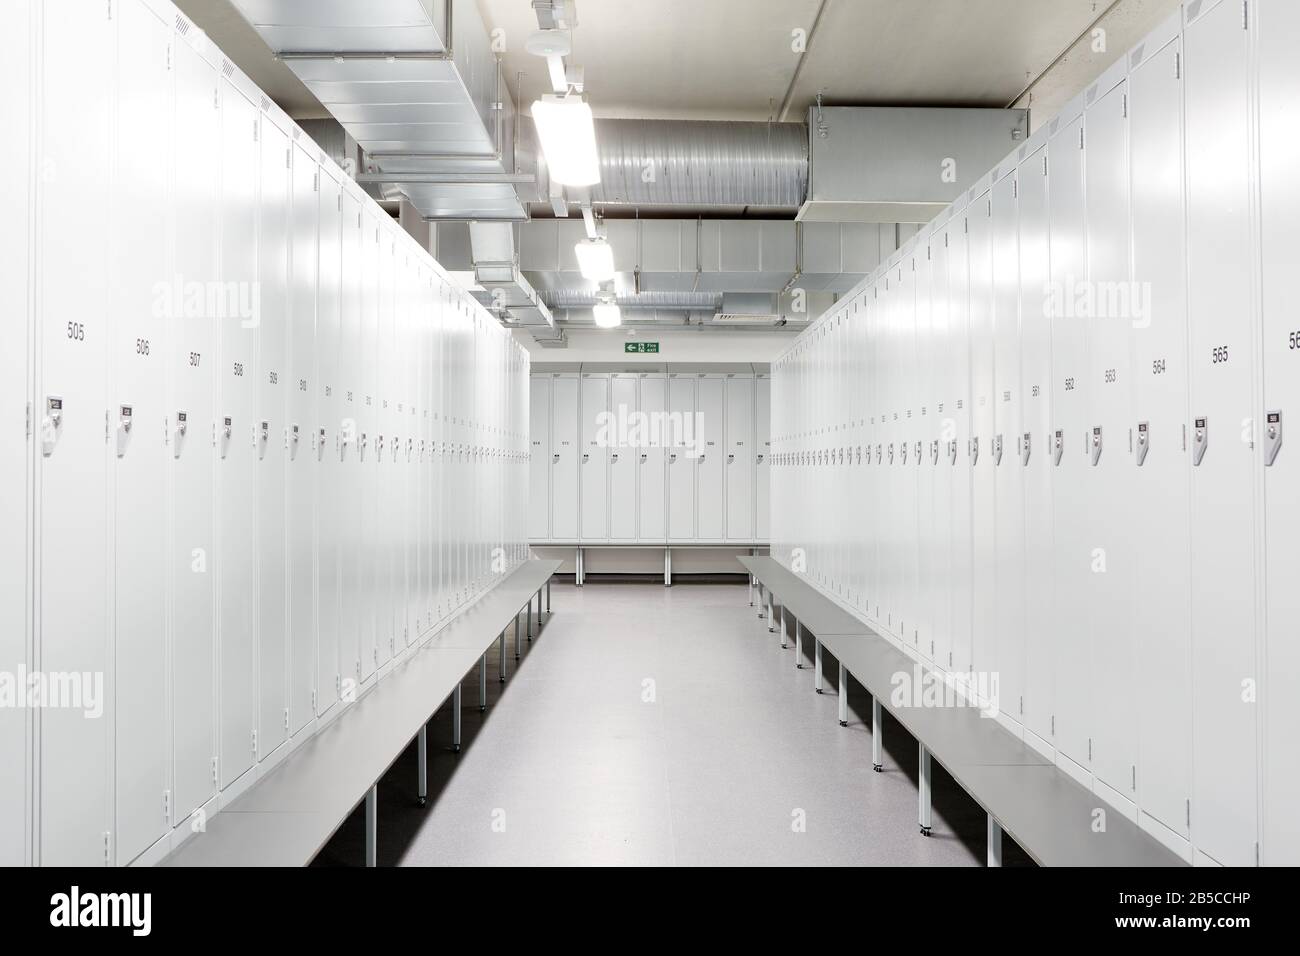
[624,342,660,354]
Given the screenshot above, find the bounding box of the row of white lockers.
[0,0,530,866]
[772,0,1299,866]
[528,371,771,544]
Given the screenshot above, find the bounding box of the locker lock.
[116,404,134,458]
[855,446,862,465]
[948,439,957,465]
[258,420,270,460]
[359,432,368,462]
[726,453,734,463]
[582,452,590,463]
[173,411,188,460]
[220,417,233,459]
[1052,429,1064,466]
[406,438,413,461]
[915,441,922,465]
[1090,426,1103,466]
[1135,422,1150,466]
[1192,417,1208,466]
[1264,410,1282,466]
[317,426,326,461]
[612,453,621,463]
[969,436,978,465]
[876,444,882,465]
[888,443,895,464]
[757,453,765,464]
[931,439,939,465]
[992,434,1003,465]
[41,395,64,457]
[289,424,300,461]
[1021,431,1031,466]
[552,452,560,463]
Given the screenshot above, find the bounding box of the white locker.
[315,169,342,718]
[338,191,362,681]
[930,232,953,669]
[991,171,1025,727]
[170,31,220,823]
[914,248,936,658]
[667,375,696,540]
[697,375,725,540]
[217,80,259,790]
[1085,78,1137,801]
[947,213,974,675]
[112,0,171,862]
[359,210,378,677]
[287,142,317,737]
[550,375,579,540]
[1017,143,1054,745]
[0,0,31,867]
[725,375,754,541]
[528,376,550,539]
[256,114,290,760]
[898,260,919,647]
[1130,33,1193,841]
[609,374,638,540]
[756,374,771,542]
[1184,0,1259,866]
[638,374,667,541]
[377,227,396,657]
[968,197,997,681]
[1259,0,1300,865]
[580,373,609,541]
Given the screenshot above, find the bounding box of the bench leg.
[479,654,487,712]
[529,596,535,641]
[838,662,848,726]
[365,785,378,867]
[794,621,803,668]
[416,725,428,807]
[499,631,507,683]
[987,815,1003,867]
[515,610,522,660]
[546,579,551,614]
[871,697,883,771]
[780,604,788,649]
[748,574,753,607]
[452,683,462,753]
[918,743,932,836]
[757,583,765,618]
[814,639,823,692]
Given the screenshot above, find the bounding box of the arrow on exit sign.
[624,342,659,353]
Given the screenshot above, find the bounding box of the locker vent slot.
[222,60,235,78]
[174,14,191,35]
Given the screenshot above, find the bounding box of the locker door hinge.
[1019,695,1023,715]
[1121,93,1128,118]
[930,640,934,656]
[26,401,31,438]
[1079,127,1085,149]
[284,707,289,731]
[105,409,109,443]
[944,232,949,248]
[1051,715,1055,736]
[1131,765,1136,790]
[963,217,968,233]
[337,193,341,211]
[214,87,219,109]
[103,832,111,866]
[1088,738,1093,760]
[313,172,319,192]
[1042,154,1048,176]
[1012,179,1018,199]
[311,688,317,712]
[106,0,113,19]
[1243,0,1249,29]
[1174,51,1181,79]
[986,199,992,216]
[251,728,258,755]
[163,789,171,820]
[285,148,290,169]
[211,756,219,784]
[253,119,259,142]
[166,42,173,71]
[1186,798,1191,828]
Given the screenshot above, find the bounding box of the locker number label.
[189,352,201,367]
[233,362,245,377]
[1289,332,1300,350]
[1104,368,1117,383]
[136,338,151,356]
[67,322,85,341]
[1152,359,1166,375]
[1211,346,1230,364]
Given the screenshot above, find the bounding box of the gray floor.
[315,580,1030,866]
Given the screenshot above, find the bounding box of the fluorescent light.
[574,238,615,282]
[532,95,600,186]
[593,301,622,328]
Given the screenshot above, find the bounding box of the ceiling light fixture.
[531,94,600,186]
[593,293,621,329]
[574,237,616,282]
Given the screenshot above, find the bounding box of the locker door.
[991,172,1025,726]
[915,249,935,657]
[38,0,112,865]
[1259,0,1300,865]
[1184,0,1258,867]
[377,229,395,660]
[359,210,378,675]
[113,0,171,862]
[930,234,953,668]
[579,374,609,541]
[528,376,550,539]
[1018,145,1054,746]
[756,375,771,541]
[1130,36,1192,841]
[609,374,637,540]
[217,82,259,790]
[697,375,725,540]
[338,192,361,681]
[897,259,918,647]
[968,193,997,681]
[315,171,342,717]
[668,375,696,540]
[725,375,754,541]
[287,143,317,736]
[639,374,667,541]
[403,259,420,631]
[948,217,974,674]
[1085,80,1136,801]
[1049,116,1091,771]
[256,116,290,760]
[0,0,31,867]
[550,375,579,540]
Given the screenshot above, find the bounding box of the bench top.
[747,557,1183,867]
[163,559,561,867]
[739,556,870,637]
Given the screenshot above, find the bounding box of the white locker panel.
[725,375,754,541]
[638,374,668,541]
[1085,80,1137,800]
[947,217,973,675]
[170,34,219,822]
[112,0,171,862]
[579,374,609,541]
[0,0,31,867]
[756,375,771,542]
[528,376,550,539]
[1130,35,1193,840]
[38,0,112,865]
[550,376,579,540]
[991,172,1025,724]
[930,235,953,668]
[1018,145,1053,744]
[359,211,378,676]
[315,171,342,717]
[1184,0,1259,867]
[377,228,396,658]
[338,192,362,681]
[287,143,317,737]
[1049,116,1092,770]
[914,250,936,657]
[1259,0,1300,865]
[897,262,919,643]
[217,82,259,790]
[609,374,638,540]
[256,116,290,760]
[968,198,997,680]
[668,375,696,540]
[697,376,725,540]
